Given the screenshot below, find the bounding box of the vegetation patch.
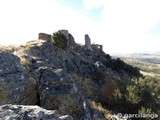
[89,101,112,119]
[50,94,82,118]
[0,82,11,104]
[20,57,31,66]
[103,76,160,115]
[51,30,68,50]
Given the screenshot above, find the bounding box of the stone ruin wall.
[85,34,103,51]
[38,31,103,51]
[60,30,69,40]
[60,30,75,47]
[38,30,75,47]
[38,33,51,41]
[91,44,103,51]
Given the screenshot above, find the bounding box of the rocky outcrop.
[37,68,85,119]
[0,32,141,119]
[0,104,73,120]
[9,40,109,119]
[0,51,38,105]
[0,51,26,105]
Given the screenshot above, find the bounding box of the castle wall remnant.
[38,30,75,47]
[38,33,51,41]
[38,31,103,51]
[91,44,103,51]
[68,33,75,46]
[85,34,91,49]
[60,30,69,40]
[85,34,103,51]
[60,30,75,47]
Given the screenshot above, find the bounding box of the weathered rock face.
[9,40,109,119]
[0,36,141,119]
[0,51,38,105]
[0,51,26,105]
[0,104,73,120]
[37,68,84,118]
[18,40,114,119]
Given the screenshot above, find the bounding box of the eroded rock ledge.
[0,104,73,120]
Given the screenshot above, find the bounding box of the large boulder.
[37,68,84,118]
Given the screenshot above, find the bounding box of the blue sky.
[54,0,104,22]
[0,0,160,54]
[54,0,84,12]
[148,22,160,36]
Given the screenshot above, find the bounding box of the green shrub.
[105,77,160,115]
[51,30,68,50]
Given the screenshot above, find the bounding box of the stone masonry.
[60,30,69,40]
[60,30,76,47]
[85,34,103,51]
[38,30,75,47]
[85,34,91,49]
[91,44,103,51]
[38,31,102,51]
[38,33,51,41]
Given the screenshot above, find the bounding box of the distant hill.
[113,53,160,77]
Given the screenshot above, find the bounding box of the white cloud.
[0,0,97,45]
[94,0,160,53]
[0,0,160,53]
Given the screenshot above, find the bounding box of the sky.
[0,0,160,54]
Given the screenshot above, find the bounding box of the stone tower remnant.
[85,34,103,51]
[85,34,91,49]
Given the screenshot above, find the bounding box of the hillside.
[115,53,160,77]
[0,30,158,120]
[113,53,160,119]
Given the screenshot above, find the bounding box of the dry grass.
[140,70,160,77]
[20,57,31,65]
[123,57,160,77]
[0,45,18,53]
[152,55,160,58]
[89,101,112,119]
[70,73,114,119]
